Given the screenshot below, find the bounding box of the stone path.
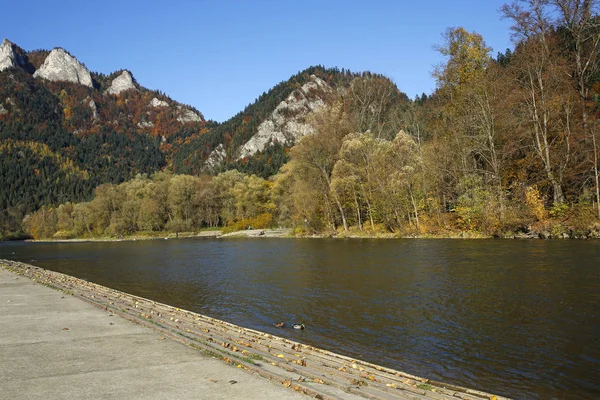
[0,267,308,400]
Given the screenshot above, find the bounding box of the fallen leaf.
[277,354,285,358]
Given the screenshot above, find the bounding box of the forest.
[7,0,600,240]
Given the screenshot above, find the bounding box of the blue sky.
[1,0,513,122]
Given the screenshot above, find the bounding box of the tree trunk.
[408,184,420,231]
[593,125,600,218]
[354,191,362,230]
[362,186,375,231]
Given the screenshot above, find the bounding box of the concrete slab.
[0,268,308,400]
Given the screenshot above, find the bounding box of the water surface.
[1,238,599,399]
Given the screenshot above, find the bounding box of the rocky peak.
[0,39,26,72]
[107,70,136,95]
[237,74,331,159]
[33,48,93,87]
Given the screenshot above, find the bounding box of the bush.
[222,213,274,234]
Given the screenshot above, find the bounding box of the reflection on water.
[1,238,599,399]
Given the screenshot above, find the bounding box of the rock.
[237,74,330,159]
[177,107,203,123]
[0,103,6,115]
[107,70,136,95]
[0,39,26,72]
[137,120,154,129]
[33,48,93,87]
[149,97,169,108]
[205,144,226,169]
[88,99,98,121]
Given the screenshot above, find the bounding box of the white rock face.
[0,39,25,72]
[149,97,169,108]
[177,107,203,124]
[205,144,227,169]
[107,70,136,95]
[33,48,93,87]
[137,120,154,129]
[88,99,98,120]
[237,74,330,159]
[0,39,16,71]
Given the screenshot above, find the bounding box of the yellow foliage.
[525,186,547,221]
[222,213,274,234]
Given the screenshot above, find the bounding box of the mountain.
[0,38,407,237]
[0,39,207,234]
[168,66,368,177]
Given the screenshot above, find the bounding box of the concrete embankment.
[0,260,510,400]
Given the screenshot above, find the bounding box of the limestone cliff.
[0,39,26,72]
[237,74,331,159]
[205,144,226,170]
[107,70,136,95]
[176,106,203,124]
[149,97,169,108]
[88,99,98,121]
[33,48,93,87]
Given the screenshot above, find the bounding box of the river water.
[1,238,598,399]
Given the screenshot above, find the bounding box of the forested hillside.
[167,66,375,176]
[0,41,209,238]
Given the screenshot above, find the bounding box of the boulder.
[137,120,154,129]
[149,97,169,108]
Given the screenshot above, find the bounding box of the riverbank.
[0,264,307,400]
[0,259,510,400]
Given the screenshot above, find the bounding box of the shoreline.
[0,259,510,400]
[20,229,600,243]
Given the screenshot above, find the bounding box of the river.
[1,238,598,399]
